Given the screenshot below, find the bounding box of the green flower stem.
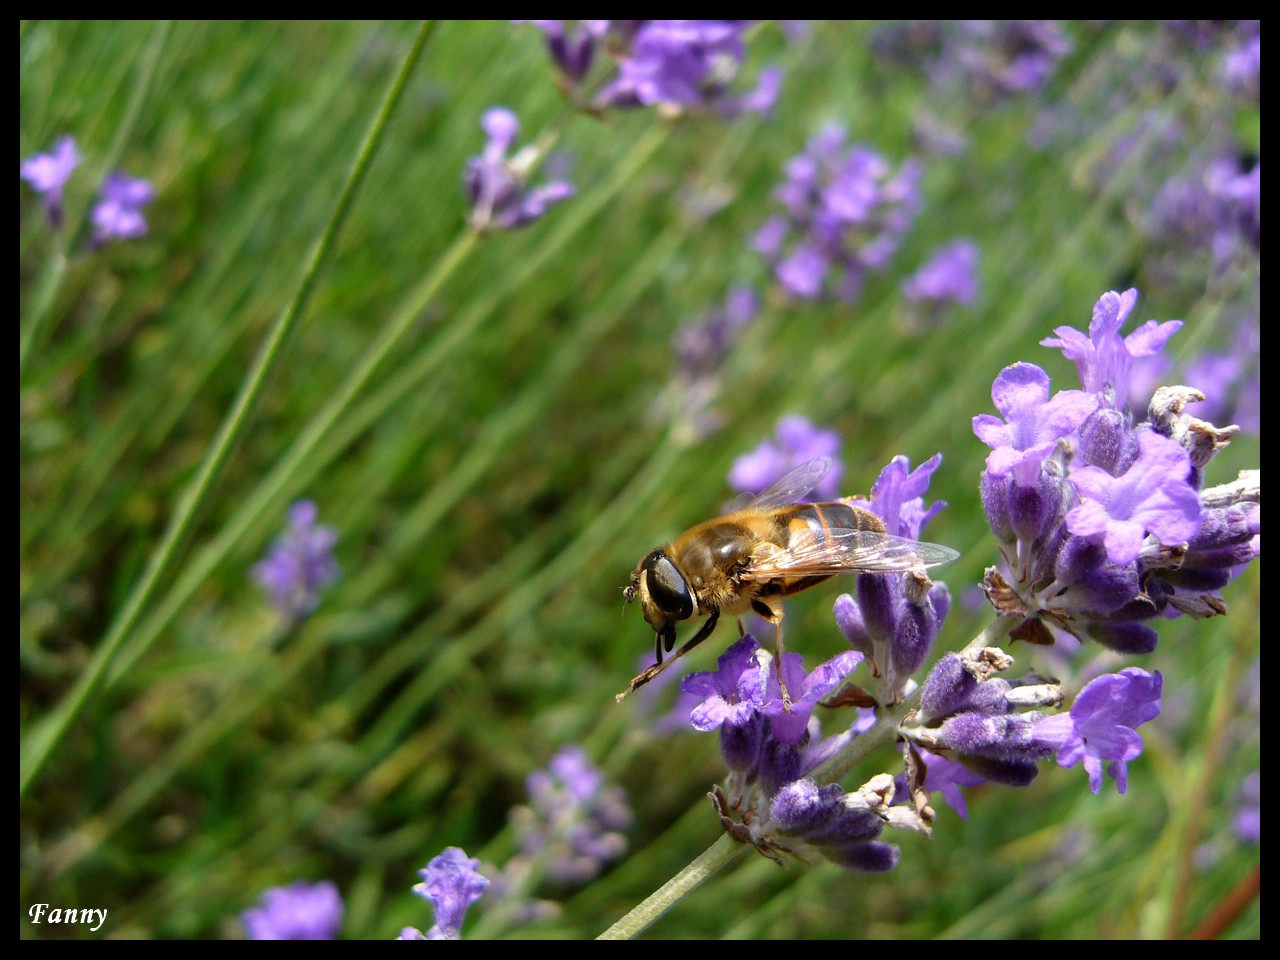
[597,833,748,940]
[19,20,439,799]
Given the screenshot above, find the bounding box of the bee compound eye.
[645,554,694,622]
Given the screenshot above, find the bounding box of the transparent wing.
[739,527,959,580]
[728,457,832,513]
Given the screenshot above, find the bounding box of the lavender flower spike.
[464,107,575,233]
[253,500,340,624]
[401,847,489,940]
[21,135,82,228]
[241,880,343,940]
[728,416,843,501]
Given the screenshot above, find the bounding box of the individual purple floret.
[91,171,155,245]
[464,107,575,233]
[728,416,843,501]
[253,500,340,625]
[972,362,1098,488]
[901,239,980,310]
[754,125,921,302]
[834,455,952,700]
[1066,428,1202,566]
[399,847,489,940]
[1031,668,1162,794]
[20,135,82,228]
[1041,288,1183,405]
[241,880,343,940]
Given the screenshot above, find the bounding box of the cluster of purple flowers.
[243,747,629,938]
[20,135,155,243]
[499,746,632,897]
[729,416,843,503]
[974,288,1259,655]
[659,283,1259,868]
[1148,153,1260,276]
[523,21,780,119]
[463,107,575,233]
[253,500,340,625]
[873,21,1071,105]
[753,124,922,302]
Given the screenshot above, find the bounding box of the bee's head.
[627,549,694,639]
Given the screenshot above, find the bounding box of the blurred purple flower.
[21,134,81,228]
[241,880,342,940]
[755,125,921,302]
[254,500,340,624]
[400,847,489,940]
[91,171,155,244]
[464,107,574,233]
[901,239,979,308]
[729,416,842,500]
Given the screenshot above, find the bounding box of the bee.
[618,457,958,705]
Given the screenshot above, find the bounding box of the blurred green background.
[20,21,1259,939]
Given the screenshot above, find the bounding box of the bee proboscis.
[617,457,958,705]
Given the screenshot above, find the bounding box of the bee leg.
[773,619,793,712]
[750,600,792,712]
[616,610,720,703]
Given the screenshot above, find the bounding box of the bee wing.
[740,527,959,579]
[728,457,833,513]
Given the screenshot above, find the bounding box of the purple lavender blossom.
[977,286,1259,657]
[400,847,489,940]
[524,20,608,84]
[728,416,842,500]
[769,776,903,872]
[904,649,1064,787]
[754,125,922,302]
[596,22,780,118]
[523,22,780,118]
[668,286,760,439]
[1222,30,1260,98]
[680,636,925,871]
[1149,155,1260,274]
[1234,770,1260,844]
[91,171,155,245]
[464,107,575,233]
[1041,288,1183,404]
[875,21,1070,104]
[241,880,343,940]
[513,746,632,886]
[253,500,340,624]
[901,239,979,308]
[1031,668,1162,794]
[1067,428,1202,565]
[834,455,953,699]
[20,135,81,228]
[973,362,1098,488]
